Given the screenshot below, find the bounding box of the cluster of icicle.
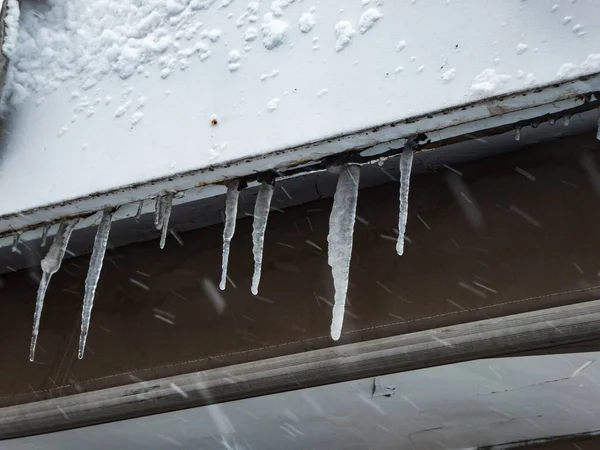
[30,210,114,361]
[28,140,416,361]
[218,140,416,342]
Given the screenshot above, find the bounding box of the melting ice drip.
[78,209,113,359]
[251,181,274,296]
[328,164,361,341]
[396,140,414,256]
[220,180,240,291]
[30,219,79,361]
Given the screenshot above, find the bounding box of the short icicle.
[78,209,114,359]
[40,225,49,247]
[30,219,79,361]
[328,164,361,341]
[135,200,144,220]
[12,233,20,252]
[220,180,240,290]
[251,181,274,295]
[159,192,174,249]
[396,140,414,256]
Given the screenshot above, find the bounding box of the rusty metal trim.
[0,73,599,240]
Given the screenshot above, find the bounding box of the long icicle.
[220,180,240,290]
[30,219,79,361]
[251,181,274,295]
[159,192,174,249]
[154,195,164,230]
[78,209,114,359]
[328,164,360,341]
[396,140,414,256]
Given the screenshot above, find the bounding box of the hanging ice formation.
[251,181,274,295]
[154,192,174,249]
[328,164,361,341]
[396,140,414,256]
[78,209,114,359]
[41,225,49,247]
[596,115,600,141]
[220,180,240,291]
[11,233,20,252]
[135,200,144,219]
[30,219,79,361]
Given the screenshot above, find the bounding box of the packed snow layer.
[0,0,599,216]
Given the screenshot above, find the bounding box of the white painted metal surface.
[6,352,600,450]
[0,0,598,224]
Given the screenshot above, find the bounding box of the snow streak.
[328,165,360,340]
[78,209,113,359]
[396,141,414,256]
[251,181,274,295]
[30,219,79,361]
[220,180,240,291]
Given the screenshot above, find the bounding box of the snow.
[358,8,382,34]
[468,69,512,99]
[298,12,315,33]
[396,142,414,256]
[201,278,227,313]
[228,50,241,72]
[557,54,600,79]
[267,97,280,111]
[441,68,456,83]
[78,209,113,359]
[30,219,79,361]
[220,180,240,291]
[2,0,20,58]
[251,182,274,296]
[328,165,360,341]
[261,13,288,50]
[516,43,528,55]
[334,21,355,52]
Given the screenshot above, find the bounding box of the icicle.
[563,115,571,126]
[220,180,240,291]
[154,195,163,230]
[30,219,79,361]
[12,233,20,252]
[596,117,600,141]
[251,181,274,295]
[328,165,360,341]
[549,118,556,126]
[396,141,414,256]
[78,210,113,359]
[135,200,144,219]
[40,225,49,247]
[159,192,174,249]
[514,127,521,141]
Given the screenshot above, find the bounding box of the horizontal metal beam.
[3,298,600,440]
[1,73,599,246]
